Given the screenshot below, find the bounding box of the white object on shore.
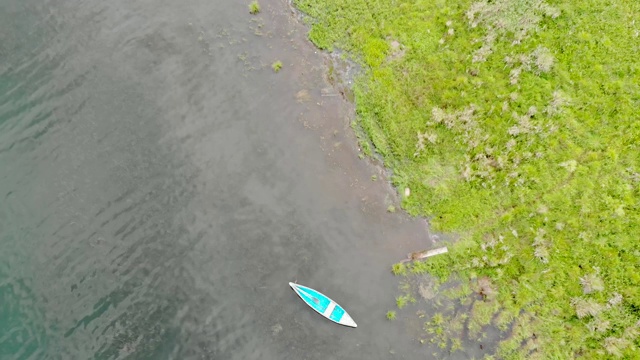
[422,247,448,258]
[402,246,448,263]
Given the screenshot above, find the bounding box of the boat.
[289,282,357,328]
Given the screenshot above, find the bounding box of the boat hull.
[289,282,357,328]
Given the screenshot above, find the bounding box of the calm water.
[0,0,452,358]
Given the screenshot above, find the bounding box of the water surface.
[0,0,449,358]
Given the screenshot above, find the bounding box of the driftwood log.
[400,247,448,263]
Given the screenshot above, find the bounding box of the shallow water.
[0,0,466,358]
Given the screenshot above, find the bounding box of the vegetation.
[396,281,417,310]
[294,0,640,357]
[248,0,260,15]
[387,310,397,320]
[391,263,407,276]
[271,60,283,73]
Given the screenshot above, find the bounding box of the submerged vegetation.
[271,60,283,73]
[294,0,640,357]
[248,0,260,15]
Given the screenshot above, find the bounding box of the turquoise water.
[0,0,443,358]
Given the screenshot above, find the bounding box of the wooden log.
[400,247,448,263]
[421,247,448,258]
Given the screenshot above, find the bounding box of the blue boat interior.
[328,304,345,322]
[295,285,345,322]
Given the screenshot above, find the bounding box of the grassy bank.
[294,0,640,357]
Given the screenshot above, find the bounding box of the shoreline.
[281,0,422,220]
[248,1,466,356]
[260,0,477,355]
[261,0,437,245]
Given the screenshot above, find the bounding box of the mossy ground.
[294,0,640,357]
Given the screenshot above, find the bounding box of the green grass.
[249,0,260,15]
[271,60,283,73]
[395,295,408,309]
[294,0,640,357]
[387,310,397,320]
[396,294,416,309]
[391,263,407,276]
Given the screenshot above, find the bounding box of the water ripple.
[0,0,431,358]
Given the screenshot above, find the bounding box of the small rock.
[404,187,410,197]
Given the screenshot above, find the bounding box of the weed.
[386,311,397,320]
[396,295,414,309]
[248,1,260,14]
[391,263,407,276]
[387,205,396,213]
[271,60,282,73]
